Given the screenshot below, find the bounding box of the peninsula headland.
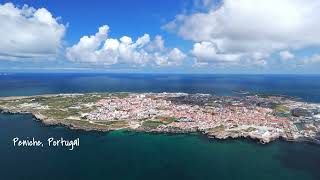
[1,92,320,144]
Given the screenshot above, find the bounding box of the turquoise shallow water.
[1,73,320,180]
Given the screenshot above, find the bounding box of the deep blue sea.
[0,73,320,180]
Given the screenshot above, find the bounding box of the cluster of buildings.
[83,93,320,141]
[85,94,172,121]
[2,92,320,143]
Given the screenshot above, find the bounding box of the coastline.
[1,92,319,145]
[0,108,316,145]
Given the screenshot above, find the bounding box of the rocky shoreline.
[0,107,312,144]
[1,92,320,145]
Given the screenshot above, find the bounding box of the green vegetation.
[142,120,165,129]
[141,116,177,129]
[42,110,69,119]
[244,127,257,132]
[0,100,7,106]
[294,123,304,131]
[16,93,110,108]
[96,120,128,128]
[0,94,110,121]
[207,125,225,132]
[111,92,129,98]
[157,116,176,123]
[66,119,93,127]
[274,104,289,113]
[205,102,221,107]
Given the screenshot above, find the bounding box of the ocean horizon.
[1,73,320,101]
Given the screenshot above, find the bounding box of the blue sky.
[7,0,193,49]
[0,0,320,74]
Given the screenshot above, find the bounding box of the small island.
[1,92,320,144]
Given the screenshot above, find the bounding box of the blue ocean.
[0,73,320,180]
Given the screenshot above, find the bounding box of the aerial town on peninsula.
[0,92,320,143]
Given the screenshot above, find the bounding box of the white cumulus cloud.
[191,41,242,63]
[66,25,187,66]
[155,48,187,66]
[303,54,320,64]
[279,50,295,60]
[0,3,66,60]
[165,0,320,65]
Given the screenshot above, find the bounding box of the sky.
[0,0,320,74]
